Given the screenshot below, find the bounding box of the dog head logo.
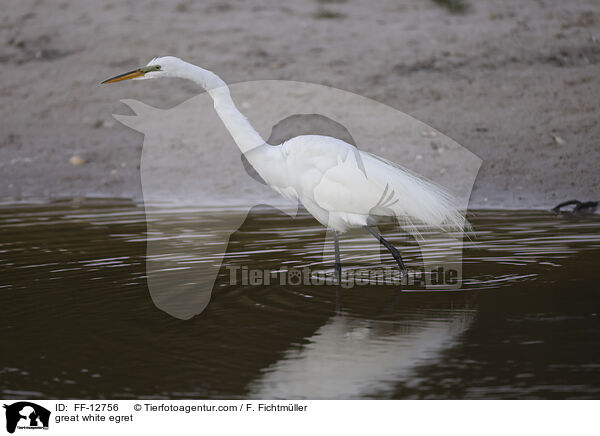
[3,402,50,434]
[112,80,481,319]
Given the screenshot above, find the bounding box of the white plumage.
[272,134,465,234]
[103,56,467,277]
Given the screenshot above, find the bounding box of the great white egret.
[103,56,466,281]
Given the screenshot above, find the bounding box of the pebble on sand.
[69,155,86,166]
[421,130,438,138]
[552,134,566,146]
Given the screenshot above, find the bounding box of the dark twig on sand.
[552,199,598,214]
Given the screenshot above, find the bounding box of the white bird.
[102,56,466,280]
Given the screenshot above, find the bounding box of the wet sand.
[1,0,599,208]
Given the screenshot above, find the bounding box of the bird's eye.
[155,66,161,70]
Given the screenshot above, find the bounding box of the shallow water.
[1,200,599,399]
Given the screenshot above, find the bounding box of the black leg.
[333,230,342,285]
[364,225,407,276]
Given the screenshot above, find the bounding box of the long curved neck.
[178,63,266,154]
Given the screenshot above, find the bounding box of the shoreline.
[1,194,593,214]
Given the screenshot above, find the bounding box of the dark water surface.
[1,200,599,399]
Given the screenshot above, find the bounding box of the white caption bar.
[0,400,597,435]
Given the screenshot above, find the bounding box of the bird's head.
[102,56,185,84]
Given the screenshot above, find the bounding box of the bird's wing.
[280,135,466,233]
[281,135,380,214]
[312,150,384,215]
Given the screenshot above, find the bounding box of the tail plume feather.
[362,151,469,235]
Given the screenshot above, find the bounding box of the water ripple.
[1,202,599,399]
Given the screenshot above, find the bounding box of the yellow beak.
[101,69,145,84]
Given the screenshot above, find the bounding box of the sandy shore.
[1,0,599,209]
